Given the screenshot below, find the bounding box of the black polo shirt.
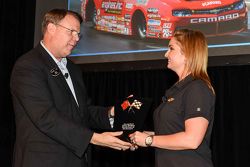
[153,75,215,167]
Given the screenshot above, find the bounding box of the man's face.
[51,14,81,60]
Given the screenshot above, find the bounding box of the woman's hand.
[129,131,150,147]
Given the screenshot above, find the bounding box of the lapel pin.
[50,68,60,77]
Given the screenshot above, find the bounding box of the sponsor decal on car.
[148,19,161,26]
[162,28,172,38]
[147,8,159,14]
[191,13,240,23]
[126,3,133,9]
[102,1,123,14]
[163,23,172,29]
[202,1,222,7]
[147,14,161,19]
[136,0,148,5]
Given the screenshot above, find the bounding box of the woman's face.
[164,37,186,74]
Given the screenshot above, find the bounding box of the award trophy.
[114,95,152,142]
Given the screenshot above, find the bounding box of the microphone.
[162,96,167,102]
[64,73,69,79]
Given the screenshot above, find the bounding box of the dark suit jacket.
[10,44,111,167]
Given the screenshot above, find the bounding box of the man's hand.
[90,131,132,150]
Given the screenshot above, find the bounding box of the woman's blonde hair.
[173,29,214,94]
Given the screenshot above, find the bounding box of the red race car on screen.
[81,0,248,39]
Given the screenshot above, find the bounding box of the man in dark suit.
[10,9,131,167]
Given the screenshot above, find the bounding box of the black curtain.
[0,0,36,166]
[1,1,250,167]
[209,66,250,167]
[82,66,250,167]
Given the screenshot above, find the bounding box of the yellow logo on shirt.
[167,97,175,103]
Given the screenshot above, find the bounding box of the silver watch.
[145,135,153,146]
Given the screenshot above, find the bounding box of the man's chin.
[63,50,72,57]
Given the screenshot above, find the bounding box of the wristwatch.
[145,135,154,147]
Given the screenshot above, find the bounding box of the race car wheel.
[91,6,97,27]
[132,13,146,39]
[86,0,97,27]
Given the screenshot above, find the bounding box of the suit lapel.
[66,61,84,113]
[36,44,76,103]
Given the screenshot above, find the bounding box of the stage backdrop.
[1,1,250,167]
[34,0,250,69]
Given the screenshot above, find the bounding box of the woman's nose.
[164,50,169,58]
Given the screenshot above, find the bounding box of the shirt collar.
[174,74,194,89]
[40,40,67,66]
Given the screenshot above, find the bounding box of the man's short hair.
[41,9,83,37]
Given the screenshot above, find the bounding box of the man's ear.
[47,23,56,34]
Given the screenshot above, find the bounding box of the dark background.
[1,1,250,167]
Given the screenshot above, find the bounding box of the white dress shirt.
[40,41,79,106]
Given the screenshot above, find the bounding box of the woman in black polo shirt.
[130,29,215,167]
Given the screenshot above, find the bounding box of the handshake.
[91,130,154,151]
